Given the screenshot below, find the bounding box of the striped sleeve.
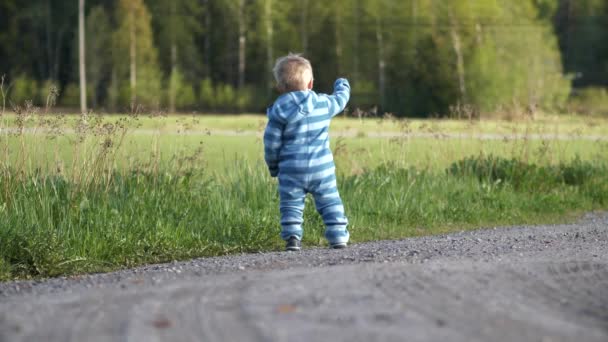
[321,78,351,117]
[263,111,285,177]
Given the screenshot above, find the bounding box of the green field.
[1,112,607,280]
[2,112,608,174]
[4,111,608,134]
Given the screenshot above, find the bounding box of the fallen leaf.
[276,304,296,314]
[151,318,172,329]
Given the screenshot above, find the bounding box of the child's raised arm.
[322,78,351,117]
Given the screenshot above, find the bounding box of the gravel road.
[1,213,607,342]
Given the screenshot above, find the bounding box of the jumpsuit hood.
[269,90,315,123]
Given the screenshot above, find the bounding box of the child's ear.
[307,79,313,90]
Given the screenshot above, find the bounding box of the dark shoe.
[330,242,347,249]
[286,236,301,251]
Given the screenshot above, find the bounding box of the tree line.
[0,0,607,117]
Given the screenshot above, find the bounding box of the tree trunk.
[376,15,386,109]
[448,8,467,105]
[335,2,342,75]
[203,0,211,77]
[169,1,177,113]
[52,28,66,82]
[352,0,360,82]
[129,2,137,104]
[412,0,417,49]
[238,0,246,89]
[300,0,308,54]
[266,0,274,96]
[469,0,482,46]
[46,0,53,80]
[169,44,177,113]
[79,0,87,114]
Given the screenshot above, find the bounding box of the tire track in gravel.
[0,213,607,342]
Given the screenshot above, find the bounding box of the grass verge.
[1,155,606,281]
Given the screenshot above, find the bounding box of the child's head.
[273,53,313,93]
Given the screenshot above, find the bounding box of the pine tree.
[146,0,203,111]
[78,0,87,114]
[86,5,111,108]
[113,0,162,108]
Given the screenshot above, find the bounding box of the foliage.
[568,87,608,115]
[168,68,197,110]
[8,75,39,106]
[146,0,204,82]
[86,5,112,108]
[112,0,163,108]
[60,83,80,108]
[197,78,261,112]
[199,78,215,109]
[2,0,602,116]
[447,154,607,190]
[554,0,608,88]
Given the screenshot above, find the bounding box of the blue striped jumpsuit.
[264,78,350,245]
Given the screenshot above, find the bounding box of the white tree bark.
[376,15,386,109]
[448,6,467,105]
[335,2,342,75]
[266,0,274,95]
[352,0,359,82]
[129,2,137,104]
[169,1,177,113]
[202,0,211,76]
[300,0,308,54]
[238,0,246,89]
[78,0,87,113]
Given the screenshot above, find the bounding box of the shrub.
[8,75,39,106]
[199,78,215,109]
[39,80,60,108]
[168,68,196,111]
[447,154,538,188]
[215,83,236,111]
[236,87,254,111]
[568,87,608,115]
[60,83,80,107]
[447,154,607,191]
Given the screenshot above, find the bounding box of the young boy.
[264,53,351,251]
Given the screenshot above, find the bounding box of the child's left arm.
[263,111,285,177]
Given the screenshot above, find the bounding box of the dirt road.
[1,214,607,342]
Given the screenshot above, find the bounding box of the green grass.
[0,111,607,281]
[3,111,608,135]
[2,130,607,175]
[1,156,606,280]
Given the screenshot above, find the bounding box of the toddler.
[264,53,350,251]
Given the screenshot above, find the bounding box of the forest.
[0,0,607,117]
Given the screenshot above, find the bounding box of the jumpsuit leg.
[310,173,349,244]
[278,175,306,241]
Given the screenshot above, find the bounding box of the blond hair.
[273,53,313,92]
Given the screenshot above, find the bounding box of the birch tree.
[78,0,86,113]
[86,5,111,108]
[148,0,202,111]
[113,0,161,107]
[265,0,274,95]
[238,0,247,89]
